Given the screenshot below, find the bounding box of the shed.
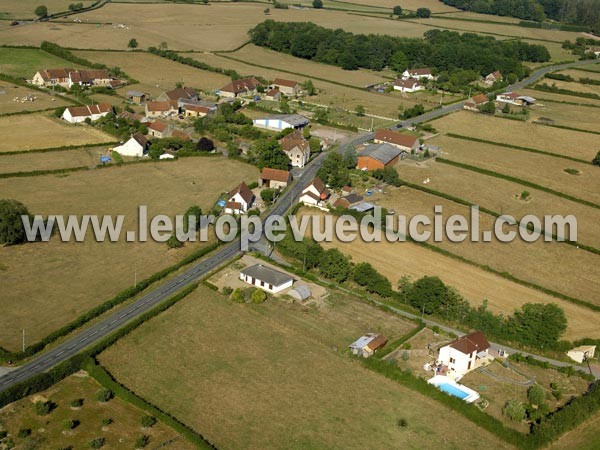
[349,333,388,358]
[567,345,596,363]
[240,264,294,294]
[288,285,311,302]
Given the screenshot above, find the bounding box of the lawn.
[99,285,512,450]
[73,50,231,98]
[0,113,115,152]
[529,99,600,133]
[0,0,94,19]
[432,135,600,205]
[0,372,195,449]
[0,146,104,174]
[429,110,599,161]
[0,47,83,79]
[0,84,70,115]
[0,157,258,351]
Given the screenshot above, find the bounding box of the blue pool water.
[437,383,469,399]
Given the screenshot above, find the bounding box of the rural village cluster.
[1,1,600,449]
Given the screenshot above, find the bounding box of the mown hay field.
[349,0,459,12]
[73,50,231,97]
[0,157,258,351]
[0,85,70,115]
[396,160,600,248]
[429,110,598,161]
[519,88,600,106]
[556,69,600,82]
[0,47,83,79]
[433,135,600,204]
[0,373,195,449]
[530,100,600,132]
[99,285,512,450]
[0,113,115,152]
[536,79,600,96]
[0,0,94,19]
[0,146,103,174]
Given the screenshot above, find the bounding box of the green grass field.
[0,47,82,79]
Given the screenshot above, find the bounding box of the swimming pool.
[428,375,480,403]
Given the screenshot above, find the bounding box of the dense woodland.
[440,0,600,32]
[249,21,550,77]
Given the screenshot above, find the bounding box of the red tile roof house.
[31,68,114,89]
[393,78,425,93]
[67,69,111,89]
[184,104,213,118]
[272,78,300,96]
[145,100,178,118]
[112,132,148,157]
[299,177,329,209]
[265,88,281,101]
[484,71,502,86]
[280,129,311,168]
[495,92,536,106]
[219,77,261,98]
[401,68,435,81]
[438,331,491,376]
[373,129,419,153]
[61,103,112,123]
[463,93,489,112]
[157,87,198,102]
[147,121,172,139]
[225,181,255,214]
[259,168,292,190]
[31,68,74,88]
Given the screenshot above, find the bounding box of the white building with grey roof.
[240,264,294,294]
[253,114,310,131]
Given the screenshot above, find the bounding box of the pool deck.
[428,375,480,403]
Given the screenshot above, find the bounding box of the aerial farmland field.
[0,146,103,174]
[529,100,600,133]
[0,113,115,152]
[99,285,512,450]
[535,78,600,96]
[429,110,599,161]
[0,0,94,19]
[0,157,258,351]
[0,84,70,115]
[0,47,83,79]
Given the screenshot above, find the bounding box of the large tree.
[0,199,30,245]
[253,139,289,170]
[35,5,48,17]
[508,303,567,348]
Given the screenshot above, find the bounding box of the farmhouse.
[147,121,172,139]
[259,168,292,189]
[32,68,114,89]
[219,77,260,98]
[394,78,425,93]
[496,92,536,106]
[253,114,310,131]
[225,181,254,214]
[272,78,300,96]
[463,94,489,112]
[299,177,329,208]
[357,143,402,171]
[373,129,419,153]
[126,90,149,104]
[31,68,73,87]
[265,88,281,101]
[184,104,213,118]
[61,103,112,123]
[145,100,178,118]
[349,333,388,358]
[158,87,198,102]
[437,331,490,376]
[567,345,596,363]
[118,111,148,123]
[280,129,310,168]
[112,132,148,157]
[484,71,502,86]
[402,68,435,81]
[239,264,294,294]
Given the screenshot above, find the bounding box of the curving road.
[0,58,597,392]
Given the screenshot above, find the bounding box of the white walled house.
[394,78,425,93]
[112,133,148,157]
[225,181,254,214]
[299,177,329,208]
[402,68,435,81]
[280,129,311,168]
[61,103,112,123]
[438,331,490,376]
[239,264,294,294]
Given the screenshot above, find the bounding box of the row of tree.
[249,21,550,75]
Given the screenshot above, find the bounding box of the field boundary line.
[445,133,591,164]
[0,141,119,157]
[533,96,600,108]
[436,157,600,209]
[532,121,600,136]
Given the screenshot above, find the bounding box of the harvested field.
[227,44,391,87]
[0,84,70,115]
[437,11,522,22]
[396,160,600,248]
[535,79,600,96]
[0,146,103,174]
[550,412,600,449]
[0,372,195,449]
[577,63,600,72]
[348,0,458,12]
[0,47,83,79]
[0,157,258,351]
[434,135,600,204]
[99,285,512,450]
[519,88,600,106]
[429,110,598,161]
[530,100,600,133]
[73,50,231,97]
[0,0,94,19]
[0,113,115,152]
[556,68,600,82]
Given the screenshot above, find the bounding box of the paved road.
[1,58,596,392]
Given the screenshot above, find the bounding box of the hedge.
[445,133,590,164]
[148,47,240,80]
[509,353,595,381]
[436,158,600,209]
[376,322,425,359]
[0,166,89,179]
[533,84,600,101]
[0,243,219,362]
[0,141,119,157]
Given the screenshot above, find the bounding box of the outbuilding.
[240,264,294,294]
[253,114,310,131]
[567,345,596,363]
[349,333,388,358]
